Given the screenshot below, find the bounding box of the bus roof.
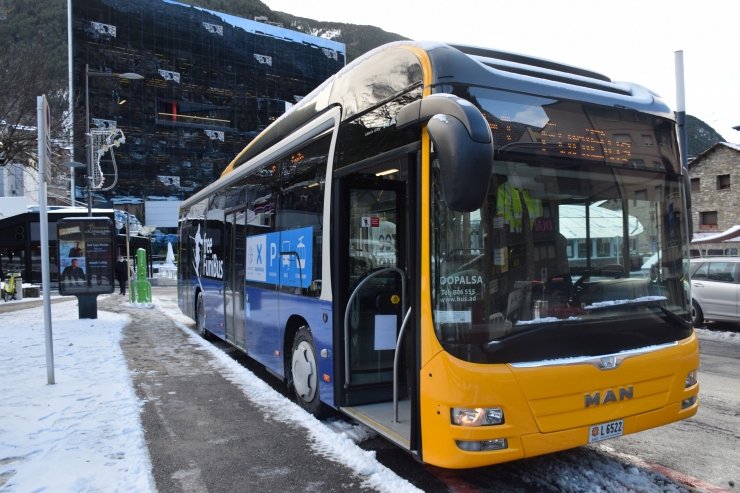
[217,40,673,179]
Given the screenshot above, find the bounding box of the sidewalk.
[98,291,378,493]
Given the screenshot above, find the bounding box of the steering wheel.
[572,264,625,297]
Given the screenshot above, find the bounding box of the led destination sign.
[459,86,680,173]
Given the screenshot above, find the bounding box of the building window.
[634,189,647,206]
[717,175,731,190]
[700,211,718,229]
[642,134,654,147]
[613,134,633,144]
[691,178,700,193]
[595,238,612,257]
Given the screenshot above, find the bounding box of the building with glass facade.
[71,0,345,208]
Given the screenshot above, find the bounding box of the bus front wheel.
[196,292,211,340]
[291,326,326,418]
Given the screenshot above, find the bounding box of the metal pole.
[393,309,411,423]
[675,50,692,240]
[38,95,55,385]
[675,51,688,171]
[67,0,75,207]
[85,63,92,217]
[126,214,131,301]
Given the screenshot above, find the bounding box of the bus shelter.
[0,209,157,285]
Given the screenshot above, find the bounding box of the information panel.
[57,218,116,296]
[246,226,313,288]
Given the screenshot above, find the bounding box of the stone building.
[688,142,740,234]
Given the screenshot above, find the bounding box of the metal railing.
[343,267,409,422]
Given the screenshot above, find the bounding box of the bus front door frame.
[331,152,422,457]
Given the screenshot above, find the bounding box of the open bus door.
[332,157,419,452]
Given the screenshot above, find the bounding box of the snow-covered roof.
[559,203,643,239]
[691,225,740,244]
[688,141,740,168]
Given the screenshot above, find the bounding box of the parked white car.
[690,257,740,327]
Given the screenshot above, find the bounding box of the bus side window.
[276,134,332,297]
[245,166,277,233]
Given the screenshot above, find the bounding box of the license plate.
[588,419,624,443]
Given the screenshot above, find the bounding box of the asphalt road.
[607,326,740,491]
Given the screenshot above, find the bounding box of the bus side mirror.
[397,94,493,212]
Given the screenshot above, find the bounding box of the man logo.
[585,386,634,407]
[600,356,618,369]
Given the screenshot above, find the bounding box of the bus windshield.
[430,89,692,364]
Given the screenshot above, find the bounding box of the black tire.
[691,301,704,328]
[196,292,211,340]
[291,326,327,418]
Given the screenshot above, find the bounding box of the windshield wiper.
[481,317,601,355]
[586,299,691,331]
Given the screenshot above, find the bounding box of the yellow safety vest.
[496,182,542,233]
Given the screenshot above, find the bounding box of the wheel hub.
[292,341,316,400]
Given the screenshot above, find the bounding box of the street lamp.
[84,64,143,217]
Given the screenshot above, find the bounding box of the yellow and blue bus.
[177,41,699,468]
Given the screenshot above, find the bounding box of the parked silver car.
[690,257,740,327]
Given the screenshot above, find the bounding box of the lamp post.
[84,64,143,217]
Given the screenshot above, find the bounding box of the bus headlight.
[685,370,698,388]
[451,407,504,426]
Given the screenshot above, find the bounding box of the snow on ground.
[695,326,740,343]
[0,300,155,492]
[512,445,692,493]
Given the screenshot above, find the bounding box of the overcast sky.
[264,0,739,143]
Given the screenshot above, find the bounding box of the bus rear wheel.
[196,292,211,340]
[291,327,326,418]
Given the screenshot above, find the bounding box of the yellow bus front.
[416,86,698,467]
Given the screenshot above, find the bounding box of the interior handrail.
[393,308,412,423]
[344,267,406,388]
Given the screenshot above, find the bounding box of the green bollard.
[131,248,152,304]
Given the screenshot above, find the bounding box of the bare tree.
[0,42,69,174]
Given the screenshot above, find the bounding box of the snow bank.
[695,326,740,342]
[0,301,155,492]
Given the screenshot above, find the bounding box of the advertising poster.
[57,218,116,296]
[245,226,313,288]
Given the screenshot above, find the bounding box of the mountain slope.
[686,114,726,158]
[174,0,409,62]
